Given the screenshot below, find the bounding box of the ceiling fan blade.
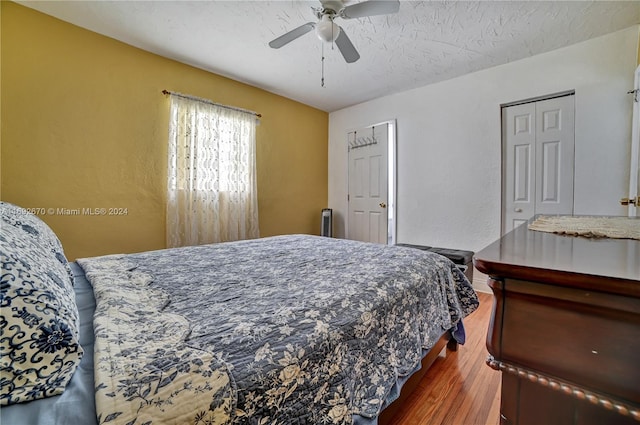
[335,27,360,63]
[341,0,400,19]
[269,22,315,48]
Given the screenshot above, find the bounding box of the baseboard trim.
[472,270,491,294]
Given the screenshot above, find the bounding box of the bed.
[0,201,479,424]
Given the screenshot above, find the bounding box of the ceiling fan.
[268,0,401,63]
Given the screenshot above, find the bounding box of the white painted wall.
[329,26,639,264]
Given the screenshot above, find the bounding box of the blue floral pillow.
[0,202,73,281]
[0,202,83,405]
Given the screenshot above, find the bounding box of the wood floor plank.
[385,292,501,425]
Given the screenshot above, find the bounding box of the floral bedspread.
[77,235,478,425]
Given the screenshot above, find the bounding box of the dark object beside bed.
[396,243,474,283]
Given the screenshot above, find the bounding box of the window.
[166,93,259,247]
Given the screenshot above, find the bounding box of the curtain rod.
[162,90,262,118]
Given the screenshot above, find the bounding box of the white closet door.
[534,96,575,216]
[502,95,575,234]
[503,103,536,233]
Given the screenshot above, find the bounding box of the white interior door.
[534,96,575,216]
[502,94,575,234]
[347,124,388,243]
[503,103,536,232]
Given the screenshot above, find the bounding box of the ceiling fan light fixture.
[269,0,401,63]
[315,15,340,42]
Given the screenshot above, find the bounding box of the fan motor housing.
[320,1,344,14]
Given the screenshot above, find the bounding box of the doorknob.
[620,197,638,206]
[379,202,387,208]
[514,208,523,213]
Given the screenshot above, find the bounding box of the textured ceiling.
[18,1,640,112]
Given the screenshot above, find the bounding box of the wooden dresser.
[474,219,640,425]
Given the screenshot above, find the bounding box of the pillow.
[0,202,73,281]
[0,202,83,405]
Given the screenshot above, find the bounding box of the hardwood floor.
[386,292,501,425]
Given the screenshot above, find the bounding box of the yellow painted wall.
[1,2,328,260]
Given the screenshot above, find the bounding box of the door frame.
[628,65,640,217]
[346,119,397,244]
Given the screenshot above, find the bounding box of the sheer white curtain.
[167,94,259,247]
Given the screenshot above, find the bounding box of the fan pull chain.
[321,42,325,88]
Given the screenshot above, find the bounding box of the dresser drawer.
[490,278,640,405]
